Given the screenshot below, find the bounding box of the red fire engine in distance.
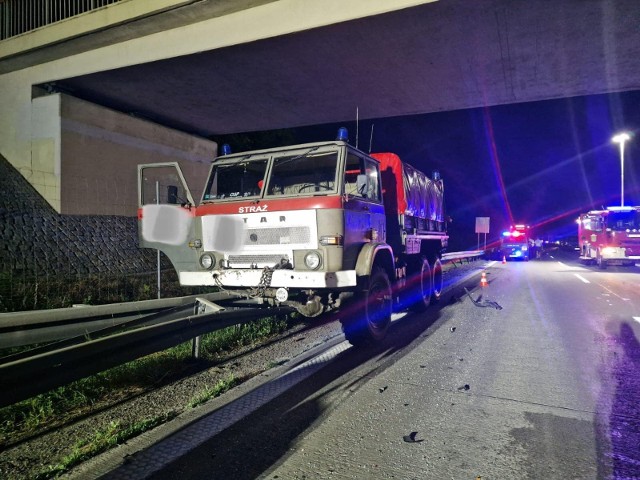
[578,206,640,269]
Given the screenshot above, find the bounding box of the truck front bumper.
[180,269,358,288]
[601,247,640,261]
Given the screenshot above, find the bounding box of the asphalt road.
[150,251,640,479]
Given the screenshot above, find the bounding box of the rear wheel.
[431,257,443,302]
[409,257,432,312]
[341,267,392,346]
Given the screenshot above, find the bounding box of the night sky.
[217,90,640,252]
[294,91,640,250]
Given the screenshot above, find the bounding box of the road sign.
[475,217,490,234]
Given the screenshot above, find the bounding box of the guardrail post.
[192,298,225,359]
[192,335,201,359]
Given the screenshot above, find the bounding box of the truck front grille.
[227,254,289,268]
[245,226,310,245]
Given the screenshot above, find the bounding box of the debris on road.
[464,287,503,310]
[403,431,424,443]
[457,384,470,391]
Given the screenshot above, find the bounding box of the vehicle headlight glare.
[304,251,322,270]
[200,253,215,270]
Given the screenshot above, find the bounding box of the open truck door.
[137,162,197,263]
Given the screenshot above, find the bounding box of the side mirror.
[356,174,369,196]
[167,185,178,204]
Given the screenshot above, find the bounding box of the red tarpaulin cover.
[371,152,444,222]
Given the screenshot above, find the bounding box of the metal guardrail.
[442,250,485,262]
[0,302,292,408]
[0,250,487,407]
[0,0,122,41]
[0,291,238,348]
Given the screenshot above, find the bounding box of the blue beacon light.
[221,144,232,156]
[336,127,349,142]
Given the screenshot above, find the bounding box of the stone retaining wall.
[0,154,167,277]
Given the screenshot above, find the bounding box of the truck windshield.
[606,211,640,231]
[203,159,268,201]
[266,151,338,196]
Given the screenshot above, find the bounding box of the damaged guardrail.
[0,301,292,408]
[0,292,235,349]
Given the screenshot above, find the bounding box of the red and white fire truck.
[137,129,448,345]
[578,206,640,268]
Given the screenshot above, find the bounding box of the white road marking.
[558,261,587,271]
[633,316,640,324]
[599,284,630,301]
[574,274,590,284]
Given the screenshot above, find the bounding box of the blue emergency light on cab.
[336,127,349,142]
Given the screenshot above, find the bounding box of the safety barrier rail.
[0,300,291,408]
[0,291,235,348]
[0,249,488,407]
[442,250,485,263]
[0,0,122,41]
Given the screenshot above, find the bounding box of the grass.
[0,315,297,448]
[34,413,178,480]
[187,375,240,408]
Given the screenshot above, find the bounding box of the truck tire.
[431,257,443,302]
[341,267,392,346]
[409,257,432,312]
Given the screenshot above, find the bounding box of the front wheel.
[341,267,392,346]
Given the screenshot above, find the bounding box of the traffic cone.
[502,255,506,264]
[480,272,488,287]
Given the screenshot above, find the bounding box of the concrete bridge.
[1,0,638,216]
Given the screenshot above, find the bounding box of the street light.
[612,132,631,207]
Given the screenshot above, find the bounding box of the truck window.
[203,159,268,201]
[266,151,338,196]
[344,153,381,202]
[141,166,189,206]
[607,211,640,231]
[582,215,603,232]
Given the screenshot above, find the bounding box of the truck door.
[343,151,385,268]
[137,162,196,254]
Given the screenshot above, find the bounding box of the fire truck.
[137,129,448,345]
[500,224,531,261]
[578,206,640,269]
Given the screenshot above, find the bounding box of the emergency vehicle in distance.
[577,206,640,269]
[137,128,448,345]
[500,224,531,261]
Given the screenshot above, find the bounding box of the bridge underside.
[1,0,638,217]
[41,0,640,137]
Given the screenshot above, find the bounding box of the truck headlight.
[304,251,322,270]
[602,247,616,255]
[200,253,216,270]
